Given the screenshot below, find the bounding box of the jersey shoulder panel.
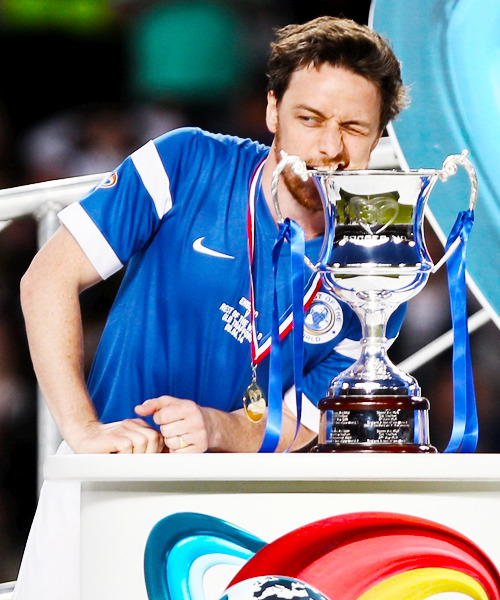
[153,127,269,186]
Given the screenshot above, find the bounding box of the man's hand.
[135,396,209,453]
[135,394,316,453]
[70,418,164,454]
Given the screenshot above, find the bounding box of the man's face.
[266,63,383,210]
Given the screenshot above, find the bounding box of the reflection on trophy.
[272,150,478,453]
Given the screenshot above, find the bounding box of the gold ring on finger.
[178,435,189,449]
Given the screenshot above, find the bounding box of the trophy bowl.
[272,151,477,453]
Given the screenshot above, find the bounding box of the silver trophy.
[272,150,477,452]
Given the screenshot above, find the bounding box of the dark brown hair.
[266,16,408,131]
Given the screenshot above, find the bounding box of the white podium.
[44,453,500,600]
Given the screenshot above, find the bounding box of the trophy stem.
[357,301,393,386]
[330,298,419,398]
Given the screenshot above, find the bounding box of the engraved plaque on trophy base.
[311,396,437,453]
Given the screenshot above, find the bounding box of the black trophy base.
[311,395,437,453]
[311,443,436,453]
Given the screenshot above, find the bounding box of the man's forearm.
[20,248,100,447]
[202,404,316,453]
[21,252,163,454]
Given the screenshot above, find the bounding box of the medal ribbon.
[247,162,263,367]
[247,161,317,452]
[248,163,320,365]
[443,209,478,453]
[259,218,305,453]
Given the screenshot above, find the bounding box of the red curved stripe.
[229,512,500,600]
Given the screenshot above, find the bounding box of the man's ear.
[266,91,278,134]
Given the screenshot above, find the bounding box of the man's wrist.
[62,415,101,452]
[201,406,266,453]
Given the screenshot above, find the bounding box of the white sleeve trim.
[284,386,320,434]
[334,337,363,360]
[131,140,172,219]
[58,202,123,280]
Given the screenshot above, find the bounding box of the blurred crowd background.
[0,0,499,583]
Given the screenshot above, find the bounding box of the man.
[14,16,407,599]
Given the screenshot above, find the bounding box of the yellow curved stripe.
[356,567,489,600]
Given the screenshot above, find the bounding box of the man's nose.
[318,126,348,169]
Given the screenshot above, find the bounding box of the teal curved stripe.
[143,512,266,600]
[371,0,500,322]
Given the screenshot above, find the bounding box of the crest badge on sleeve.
[304,292,343,344]
[100,172,118,188]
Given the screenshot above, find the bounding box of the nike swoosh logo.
[192,237,235,260]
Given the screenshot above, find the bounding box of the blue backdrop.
[370,0,500,326]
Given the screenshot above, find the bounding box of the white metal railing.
[0,172,108,489]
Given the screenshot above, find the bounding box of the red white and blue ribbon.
[246,161,319,452]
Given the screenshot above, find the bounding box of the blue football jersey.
[58,127,405,432]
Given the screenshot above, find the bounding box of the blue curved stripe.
[371,0,500,321]
[188,553,249,600]
[143,512,266,600]
[167,535,254,600]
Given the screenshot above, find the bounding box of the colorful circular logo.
[144,512,500,600]
[220,576,329,600]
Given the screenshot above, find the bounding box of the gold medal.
[243,367,267,422]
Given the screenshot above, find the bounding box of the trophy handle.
[431,149,478,273]
[439,149,478,210]
[271,151,317,272]
[271,150,309,224]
